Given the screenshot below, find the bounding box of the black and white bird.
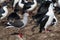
[13,0,19,7]
[5,11,29,28]
[0,2,8,20]
[55,0,60,14]
[18,0,37,12]
[32,1,57,33]
[49,0,60,14]
[56,0,60,7]
[8,0,37,15]
[7,0,19,10]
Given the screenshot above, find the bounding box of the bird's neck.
[3,6,7,9]
[3,6,8,13]
[22,15,28,22]
[48,3,54,11]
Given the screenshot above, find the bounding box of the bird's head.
[24,13,29,17]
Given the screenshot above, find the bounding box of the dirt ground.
[0,2,60,40]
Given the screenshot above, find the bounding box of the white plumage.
[44,3,57,29]
[57,0,60,7]
[27,0,37,11]
[13,0,19,7]
[18,0,37,11]
[21,12,29,28]
[18,0,24,8]
[0,6,8,20]
[0,0,5,3]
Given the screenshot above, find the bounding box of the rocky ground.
[0,3,60,40]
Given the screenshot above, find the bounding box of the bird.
[52,0,60,14]
[0,0,5,3]
[13,0,19,8]
[18,0,37,12]
[32,1,57,33]
[57,0,60,7]
[8,0,37,15]
[0,2,8,20]
[5,12,29,28]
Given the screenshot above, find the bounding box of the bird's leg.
[44,28,51,33]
